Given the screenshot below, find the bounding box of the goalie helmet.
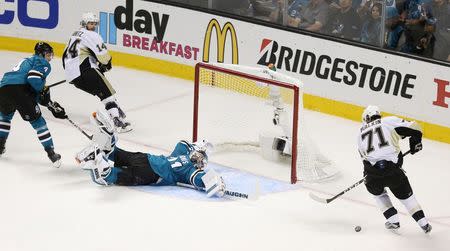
[34,42,53,58]
[81,12,99,27]
[190,150,208,170]
[362,105,381,123]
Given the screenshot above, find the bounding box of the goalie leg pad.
[90,109,117,154]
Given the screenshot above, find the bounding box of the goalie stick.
[309,150,411,204]
[176,182,258,200]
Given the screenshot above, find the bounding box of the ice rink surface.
[1,51,449,251]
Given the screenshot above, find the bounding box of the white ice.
[0,51,449,251]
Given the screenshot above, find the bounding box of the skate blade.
[52,159,62,168]
[117,126,133,133]
[388,228,401,235]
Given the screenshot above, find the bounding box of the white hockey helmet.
[362,105,381,123]
[81,12,99,27]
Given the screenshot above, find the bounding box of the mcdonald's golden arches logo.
[203,19,238,64]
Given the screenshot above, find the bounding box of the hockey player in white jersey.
[357,105,431,234]
[62,12,131,133]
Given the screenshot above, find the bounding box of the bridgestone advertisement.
[0,0,449,138]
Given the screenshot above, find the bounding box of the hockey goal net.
[193,62,338,184]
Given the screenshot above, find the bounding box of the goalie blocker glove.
[201,169,226,197]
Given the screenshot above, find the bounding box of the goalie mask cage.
[193,62,338,184]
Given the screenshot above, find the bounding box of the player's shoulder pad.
[382,116,412,128]
[179,140,194,151]
[382,116,403,124]
[32,56,51,75]
[82,29,105,43]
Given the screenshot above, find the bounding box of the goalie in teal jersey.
[76,109,226,198]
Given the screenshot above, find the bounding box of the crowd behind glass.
[169,0,450,62]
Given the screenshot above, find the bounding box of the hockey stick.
[309,150,411,204]
[176,182,257,200]
[47,80,66,88]
[66,117,93,140]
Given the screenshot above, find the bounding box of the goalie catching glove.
[201,169,226,198]
[76,144,112,186]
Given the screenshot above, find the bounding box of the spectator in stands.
[269,0,310,24]
[252,0,281,21]
[399,0,429,53]
[409,17,436,57]
[385,0,404,49]
[326,0,361,40]
[285,0,329,32]
[269,0,287,24]
[427,0,450,61]
[212,0,253,16]
[356,0,377,19]
[360,3,382,46]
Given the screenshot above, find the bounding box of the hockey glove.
[98,58,112,73]
[48,101,67,119]
[39,86,51,106]
[409,137,423,155]
[201,169,226,198]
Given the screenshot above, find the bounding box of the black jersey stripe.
[190,169,202,186]
[38,132,51,141]
[0,124,11,130]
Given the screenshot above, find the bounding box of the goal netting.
[193,62,339,183]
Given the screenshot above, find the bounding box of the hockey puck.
[355,226,362,232]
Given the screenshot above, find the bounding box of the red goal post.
[193,62,336,184]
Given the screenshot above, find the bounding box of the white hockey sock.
[102,96,120,118]
[400,194,429,227]
[374,191,399,223]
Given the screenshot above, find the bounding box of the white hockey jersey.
[62,28,112,82]
[357,116,421,165]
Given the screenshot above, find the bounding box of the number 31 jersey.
[357,116,420,165]
[62,28,112,82]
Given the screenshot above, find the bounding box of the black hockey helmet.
[34,41,54,57]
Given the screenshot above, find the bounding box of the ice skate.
[385,222,400,233]
[113,117,132,133]
[46,148,61,168]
